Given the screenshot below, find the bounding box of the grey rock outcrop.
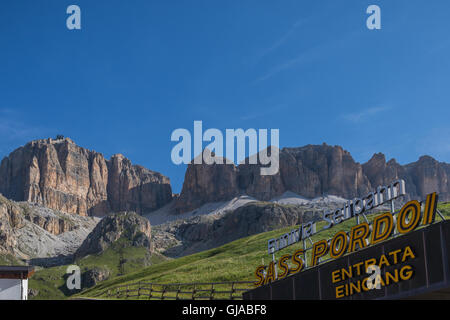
[74,211,152,259]
[0,194,98,261]
[82,267,111,288]
[161,202,310,257]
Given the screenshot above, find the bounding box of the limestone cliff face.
[0,138,172,216]
[74,211,152,259]
[107,154,172,215]
[406,156,450,199]
[0,196,24,255]
[238,144,371,200]
[175,144,372,213]
[174,150,239,213]
[362,153,450,201]
[175,144,450,213]
[362,153,414,195]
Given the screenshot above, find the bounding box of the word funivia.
[254,179,439,289]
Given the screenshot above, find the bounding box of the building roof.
[0,266,35,279]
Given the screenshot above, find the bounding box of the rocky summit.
[1,138,450,218]
[175,144,450,213]
[0,137,172,216]
[74,211,152,259]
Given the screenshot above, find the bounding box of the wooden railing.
[96,281,255,300]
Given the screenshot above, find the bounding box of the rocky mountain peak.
[175,144,450,214]
[174,149,239,213]
[175,144,372,213]
[368,152,386,163]
[416,155,438,164]
[74,211,152,259]
[0,137,172,216]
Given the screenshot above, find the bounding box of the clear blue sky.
[1,1,449,193]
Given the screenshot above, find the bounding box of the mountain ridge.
[175,143,450,213]
[1,138,449,216]
[0,137,173,216]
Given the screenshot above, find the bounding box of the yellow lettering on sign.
[423,192,438,225]
[371,212,394,245]
[388,249,402,264]
[332,246,417,298]
[331,269,341,284]
[349,223,370,252]
[397,200,421,234]
[335,285,345,298]
[264,261,276,285]
[402,246,415,262]
[385,269,399,285]
[310,240,328,267]
[378,254,390,268]
[254,189,439,288]
[277,255,290,280]
[399,265,414,281]
[254,265,266,287]
[290,249,305,274]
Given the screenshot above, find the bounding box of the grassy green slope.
[76,202,450,299]
[29,245,168,300]
[0,253,26,266]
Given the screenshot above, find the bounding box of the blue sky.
[0,1,449,193]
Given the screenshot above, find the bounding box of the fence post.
[192,284,196,300]
[126,285,129,298]
[230,282,235,300]
[137,281,141,298]
[148,283,153,300]
[176,284,181,300]
[161,285,166,300]
[210,283,215,300]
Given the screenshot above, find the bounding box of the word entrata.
[171,121,279,175]
[268,179,406,254]
[255,192,438,286]
[332,245,416,298]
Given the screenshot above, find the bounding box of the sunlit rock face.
[0,138,172,216]
[175,144,450,214]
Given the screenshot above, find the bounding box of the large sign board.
[244,220,450,300]
[246,179,449,299]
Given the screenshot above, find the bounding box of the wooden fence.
[98,281,255,300]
